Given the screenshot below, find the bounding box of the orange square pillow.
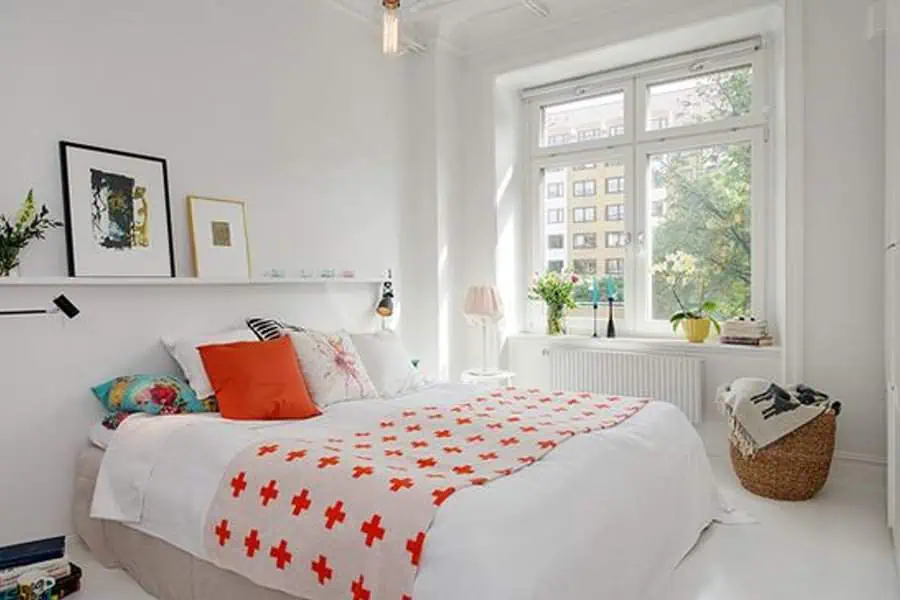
[199,336,320,421]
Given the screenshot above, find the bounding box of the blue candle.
[591,277,600,305]
[606,276,615,301]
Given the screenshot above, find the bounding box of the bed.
[75,383,720,600]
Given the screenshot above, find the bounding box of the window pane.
[539,161,627,323]
[541,91,626,148]
[649,142,752,321]
[646,65,753,132]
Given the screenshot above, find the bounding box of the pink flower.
[570,273,580,284]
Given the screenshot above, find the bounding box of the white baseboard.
[833,451,887,466]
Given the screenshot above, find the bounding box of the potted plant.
[653,251,721,343]
[0,190,63,277]
[529,269,580,335]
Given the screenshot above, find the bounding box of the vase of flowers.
[529,270,580,336]
[0,190,63,277]
[653,251,721,343]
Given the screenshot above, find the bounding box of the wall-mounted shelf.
[0,276,385,287]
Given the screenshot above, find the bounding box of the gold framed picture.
[187,196,251,279]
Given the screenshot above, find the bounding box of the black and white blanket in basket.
[717,378,841,457]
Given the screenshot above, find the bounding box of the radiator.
[549,347,704,423]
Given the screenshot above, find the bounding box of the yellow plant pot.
[682,318,711,343]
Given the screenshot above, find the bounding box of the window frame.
[606,203,625,221]
[605,176,625,194]
[523,39,769,337]
[573,232,598,249]
[573,206,597,223]
[547,208,564,224]
[572,179,597,198]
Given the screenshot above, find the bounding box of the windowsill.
[508,332,782,357]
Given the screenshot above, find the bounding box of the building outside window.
[606,258,624,275]
[573,233,597,249]
[547,182,564,198]
[578,128,603,141]
[573,207,596,223]
[605,231,626,248]
[547,208,564,224]
[606,204,625,221]
[547,260,565,272]
[605,176,625,194]
[573,179,597,197]
[573,163,597,171]
[548,234,564,249]
[573,259,598,276]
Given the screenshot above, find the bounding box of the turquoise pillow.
[92,375,217,415]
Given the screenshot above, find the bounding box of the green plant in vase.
[529,269,580,335]
[652,251,721,343]
[0,190,63,277]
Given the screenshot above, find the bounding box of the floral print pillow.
[92,375,216,415]
[288,330,378,408]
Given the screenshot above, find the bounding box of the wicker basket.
[729,411,837,501]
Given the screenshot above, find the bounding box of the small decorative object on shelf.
[529,269,579,336]
[605,275,617,339]
[653,251,721,343]
[591,277,600,338]
[340,269,356,279]
[720,317,772,346]
[0,190,63,278]
[319,268,336,279]
[298,268,315,279]
[262,269,286,279]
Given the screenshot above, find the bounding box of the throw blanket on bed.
[204,388,649,600]
[717,378,838,457]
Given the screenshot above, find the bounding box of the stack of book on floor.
[720,318,773,347]
[0,536,82,599]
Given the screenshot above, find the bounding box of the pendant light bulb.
[383,0,400,56]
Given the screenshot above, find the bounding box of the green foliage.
[529,269,581,312]
[651,69,753,321]
[0,190,63,275]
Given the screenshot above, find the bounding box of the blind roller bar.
[521,36,763,102]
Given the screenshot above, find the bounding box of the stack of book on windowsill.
[719,318,773,347]
[0,536,81,599]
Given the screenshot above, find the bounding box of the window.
[573,207,596,223]
[605,176,625,194]
[547,208,564,224]
[573,180,596,197]
[547,234,564,249]
[573,233,597,249]
[547,260,564,272]
[546,182,564,198]
[541,91,626,148]
[573,259,597,275]
[606,258,624,275]
[605,231,626,248]
[528,39,766,333]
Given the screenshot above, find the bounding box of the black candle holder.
[606,297,616,338]
[592,302,599,338]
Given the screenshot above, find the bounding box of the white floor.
[70,457,899,600]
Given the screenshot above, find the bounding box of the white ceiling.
[331,0,655,55]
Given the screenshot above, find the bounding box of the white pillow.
[162,328,258,399]
[351,330,428,397]
[288,329,377,407]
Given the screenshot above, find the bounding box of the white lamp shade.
[463,285,504,322]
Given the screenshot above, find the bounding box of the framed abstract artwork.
[59,141,175,277]
[187,196,251,279]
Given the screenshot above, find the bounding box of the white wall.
[802,0,886,460]
[452,0,889,460]
[0,0,411,545]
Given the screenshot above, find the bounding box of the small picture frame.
[187,196,251,279]
[59,141,175,277]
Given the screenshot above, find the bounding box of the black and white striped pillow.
[246,317,304,341]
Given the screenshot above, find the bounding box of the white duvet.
[92,383,721,600]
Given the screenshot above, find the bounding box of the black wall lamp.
[0,294,80,319]
[376,270,394,329]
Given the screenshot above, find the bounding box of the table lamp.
[463,285,504,375]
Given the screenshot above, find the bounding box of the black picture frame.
[59,141,175,278]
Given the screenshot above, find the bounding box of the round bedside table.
[460,370,516,387]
